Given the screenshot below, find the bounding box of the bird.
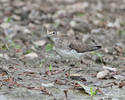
[46,30,101,60]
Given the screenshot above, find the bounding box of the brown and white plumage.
[46,30,101,60]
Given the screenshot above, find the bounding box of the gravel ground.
[0,0,125,100]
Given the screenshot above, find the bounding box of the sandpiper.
[46,30,101,60]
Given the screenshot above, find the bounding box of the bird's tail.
[84,45,102,52]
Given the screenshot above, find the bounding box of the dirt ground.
[0,0,125,100]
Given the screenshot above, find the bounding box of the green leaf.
[75,12,86,17]
[96,53,103,57]
[45,43,53,52]
[90,51,96,55]
[7,17,11,23]
[24,50,32,54]
[49,64,52,71]
[15,44,21,49]
[90,51,103,57]
[10,42,21,49]
[119,30,125,35]
[0,44,8,50]
[90,87,97,97]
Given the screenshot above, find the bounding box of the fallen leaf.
[113,75,125,80]
[77,81,97,95]
[55,79,66,85]
[119,81,125,88]
[103,66,117,72]
[70,73,81,80]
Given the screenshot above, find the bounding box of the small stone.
[12,15,21,21]
[1,22,10,29]
[24,52,38,59]
[67,29,75,36]
[97,70,109,79]
[41,82,54,88]
[0,53,9,60]
[34,40,46,47]
[23,27,30,33]
[70,21,91,33]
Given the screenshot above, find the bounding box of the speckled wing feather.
[69,42,101,53]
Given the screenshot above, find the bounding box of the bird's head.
[47,30,57,37]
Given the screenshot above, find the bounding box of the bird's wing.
[69,42,101,53]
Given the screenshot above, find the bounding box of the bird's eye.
[48,31,57,36]
[52,31,56,34]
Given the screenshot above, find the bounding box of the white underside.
[54,48,86,60]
